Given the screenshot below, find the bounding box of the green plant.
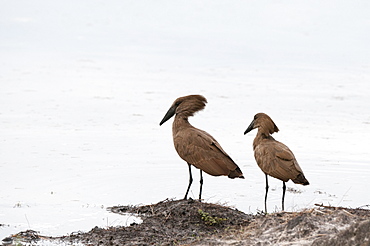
[198,209,227,226]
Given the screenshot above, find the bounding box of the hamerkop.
[159,95,244,200]
[244,113,309,213]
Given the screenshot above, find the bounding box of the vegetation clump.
[198,209,227,226]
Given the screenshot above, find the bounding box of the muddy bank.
[69,198,253,245]
[4,199,370,245]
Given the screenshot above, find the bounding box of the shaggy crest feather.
[174,95,207,118]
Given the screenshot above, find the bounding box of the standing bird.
[159,95,244,200]
[244,113,309,213]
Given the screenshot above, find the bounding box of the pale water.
[1,0,370,240]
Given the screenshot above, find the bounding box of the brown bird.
[160,95,244,200]
[244,113,309,213]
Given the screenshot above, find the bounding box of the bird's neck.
[172,115,193,135]
[253,130,273,149]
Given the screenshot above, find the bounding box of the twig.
[25,214,31,228]
[313,208,325,214]
[314,204,351,210]
[337,186,351,206]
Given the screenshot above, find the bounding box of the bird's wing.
[174,128,240,176]
[254,140,303,182]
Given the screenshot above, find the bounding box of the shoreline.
[4,199,370,246]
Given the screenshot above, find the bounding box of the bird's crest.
[174,95,207,117]
[255,113,279,136]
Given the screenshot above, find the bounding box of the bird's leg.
[264,174,269,213]
[199,170,203,201]
[184,163,193,200]
[282,181,286,211]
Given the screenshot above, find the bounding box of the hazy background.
[1,0,369,238]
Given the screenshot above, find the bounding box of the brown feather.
[164,95,244,178]
[173,95,207,118]
[174,127,242,177]
[249,113,309,185]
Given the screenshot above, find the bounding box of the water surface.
[1,0,369,239]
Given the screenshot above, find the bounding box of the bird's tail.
[228,167,245,179]
[293,173,309,185]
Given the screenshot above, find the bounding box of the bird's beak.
[244,119,255,135]
[159,105,176,126]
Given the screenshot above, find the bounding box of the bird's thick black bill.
[159,106,176,125]
[244,119,255,135]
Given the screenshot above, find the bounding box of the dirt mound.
[67,198,253,245]
[66,201,370,246]
[4,200,370,246]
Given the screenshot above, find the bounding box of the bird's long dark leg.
[282,181,286,211]
[184,163,193,200]
[264,174,269,213]
[199,170,203,201]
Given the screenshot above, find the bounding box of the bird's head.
[244,113,279,136]
[159,95,207,125]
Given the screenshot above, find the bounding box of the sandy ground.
[4,199,370,246]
